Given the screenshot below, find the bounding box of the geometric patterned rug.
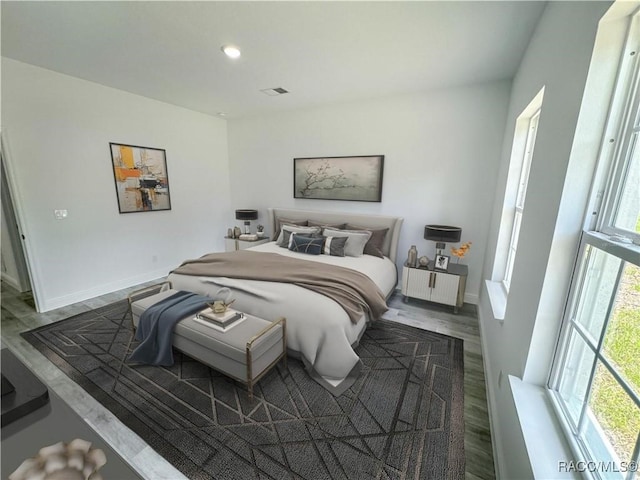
[22,299,465,480]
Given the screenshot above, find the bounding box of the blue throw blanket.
[128,290,212,366]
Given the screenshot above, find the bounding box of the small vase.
[407,245,418,268]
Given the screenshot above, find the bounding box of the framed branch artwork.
[293,155,384,202]
[109,143,171,213]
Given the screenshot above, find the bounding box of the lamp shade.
[235,209,258,221]
[424,225,462,243]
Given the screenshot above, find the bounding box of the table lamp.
[424,225,462,256]
[235,209,258,234]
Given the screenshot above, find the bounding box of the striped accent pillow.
[288,234,325,255]
[277,225,321,247]
[322,236,348,257]
[321,227,372,257]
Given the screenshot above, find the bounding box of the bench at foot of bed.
[128,283,286,399]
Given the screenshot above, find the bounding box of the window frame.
[548,8,640,479]
[503,109,541,291]
[595,12,640,243]
[484,88,545,321]
[549,233,640,479]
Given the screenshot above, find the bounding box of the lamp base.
[244,221,251,234]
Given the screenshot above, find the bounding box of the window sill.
[485,280,506,320]
[509,376,580,479]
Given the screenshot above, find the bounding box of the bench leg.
[245,317,287,400]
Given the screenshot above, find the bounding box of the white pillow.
[276,224,321,246]
[322,227,372,257]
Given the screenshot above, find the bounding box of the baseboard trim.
[477,305,505,480]
[1,271,23,292]
[39,267,169,312]
[464,292,479,305]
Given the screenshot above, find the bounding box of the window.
[552,238,639,477]
[601,89,640,240]
[550,11,640,479]
[485,89,544,320]
[503,109,541,290]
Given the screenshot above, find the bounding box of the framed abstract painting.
[109,143,171,213]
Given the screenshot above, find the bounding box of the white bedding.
[249,242,398,295]
[167,241,397,394]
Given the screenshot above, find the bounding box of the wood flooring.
[1,281,495,480]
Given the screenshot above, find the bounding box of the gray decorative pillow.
[288,234,324,255]
[321,235,348,257]
[277,224,321,247]
[323,227,372,257]
[345,224,389,259]
[307,220,347,230]
[272,218,308,241]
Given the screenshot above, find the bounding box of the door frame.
[1,129,44,312]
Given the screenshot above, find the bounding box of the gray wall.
[2,58,232,311]
[227,81,512,302]
[477,2,612,478]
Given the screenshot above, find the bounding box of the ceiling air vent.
[260,87,289,96]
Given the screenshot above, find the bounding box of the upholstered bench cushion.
[131,289,284,383]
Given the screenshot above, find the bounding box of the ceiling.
[1,1,546,119]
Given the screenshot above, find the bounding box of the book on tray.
[194,315,244,332]
[196,307,242,327]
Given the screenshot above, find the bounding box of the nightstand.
[401,262,468,313]
[225,236,270,252]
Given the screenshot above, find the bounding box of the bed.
[167,208,403,394]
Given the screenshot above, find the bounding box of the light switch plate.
[54,209,68,220]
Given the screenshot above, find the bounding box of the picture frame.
[435,254,450,271]
[109,143,171,213]
[293,155,384,202]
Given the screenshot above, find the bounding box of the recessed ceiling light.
[217,112,227,117]
[221,45,241,59]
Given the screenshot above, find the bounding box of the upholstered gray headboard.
[268,208,404,263]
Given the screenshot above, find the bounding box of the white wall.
[1,58,231,311]
[477,2,612,478]
[228,82,511,301]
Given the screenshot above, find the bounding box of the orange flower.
[451,241,472,259]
